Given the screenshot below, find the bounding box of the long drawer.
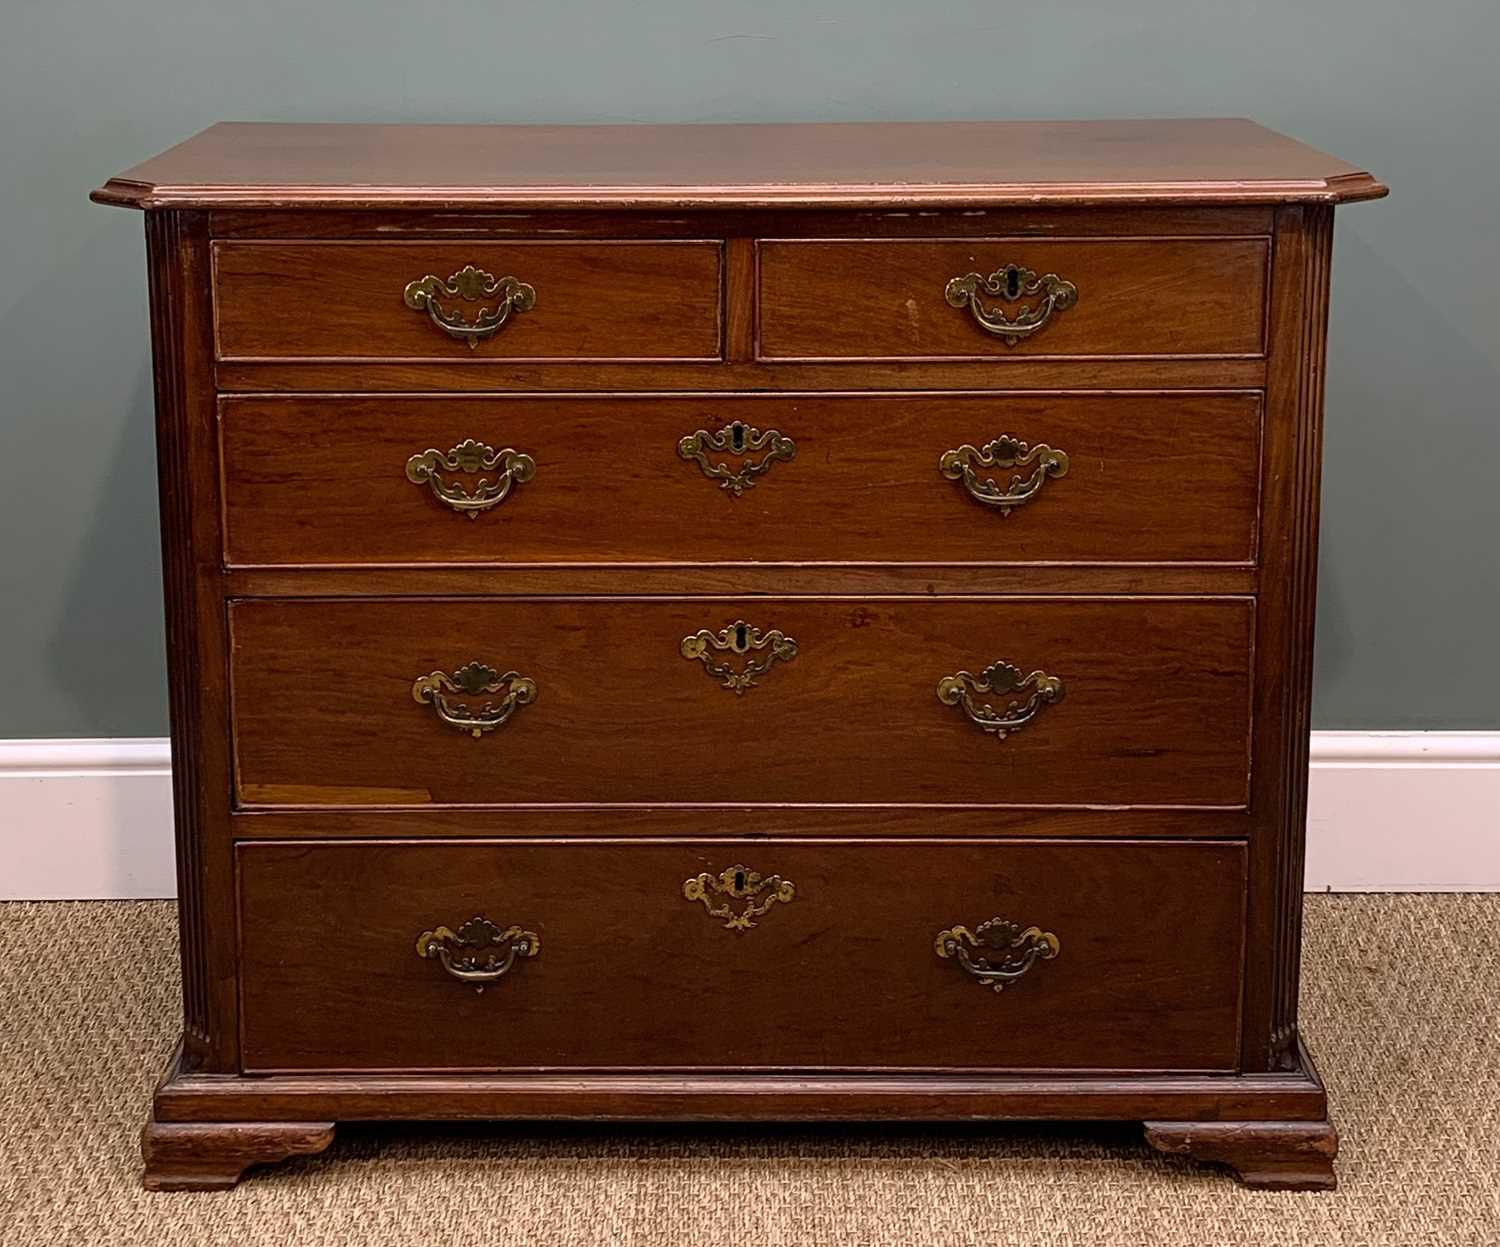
[757,237,1269,359]
[236,838,1246,1073]
[228,597,1253,807]
[212,241,723,360]
[220,392,1262,566]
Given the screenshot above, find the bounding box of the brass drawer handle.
[403,264,536,348]
[412,661,537,738]
[939,435,1069,515]
[935,918,1059,992]
[678,419,796,495]
[681,619,798,695]
[406,439,536,518]
[944,263,1078,346]
[416,917,539,991]
[683,864,797,931]
[937,660,1063,739]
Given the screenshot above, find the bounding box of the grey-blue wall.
[3,1,1497,736]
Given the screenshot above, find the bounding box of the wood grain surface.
[235,838,1246,1073]
[213,241,722,361]
[757,238,1268,359]
[94,118,1384,1189]
[92,119,1386,211]
[228,597,1254,808]
[219,392,1262,567]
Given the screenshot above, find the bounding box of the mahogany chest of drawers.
[94,119,1384,1191]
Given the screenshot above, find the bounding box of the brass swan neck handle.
[939,435,1069,515]
[406,439,536,518]
[411,661,537,737]
[416,917,540,991]
[935,919,1060,992]
[403,264,536,348]
[937,660,1063,739]
[944,264,1077,345]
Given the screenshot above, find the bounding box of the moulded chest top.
[92,118,1386,212]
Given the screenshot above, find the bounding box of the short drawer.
[229,597,1253,807]
[220,392,1261,566]
[757,238,1268,359]
[236,838,1246,1072]
[212,241,722,360]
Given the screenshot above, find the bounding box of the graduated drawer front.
[229,597,1253,808]
[236,838,1246,1073]
[220,392,1261,567]
[212,241,722,360]
[757,238,1269,359]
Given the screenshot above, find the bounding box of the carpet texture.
[1,895,1496,1245]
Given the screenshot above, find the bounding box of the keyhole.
[1005,267,1023,299]
[734,622,749,651]
[734,870,747,891]
[730,421,747,452]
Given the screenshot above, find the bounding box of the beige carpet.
[1,896,1497,1245]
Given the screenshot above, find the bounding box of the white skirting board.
[2,739,176,900]
[1,733,1496,899]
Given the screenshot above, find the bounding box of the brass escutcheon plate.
[680,619,798,695]
[683,865,797,931]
